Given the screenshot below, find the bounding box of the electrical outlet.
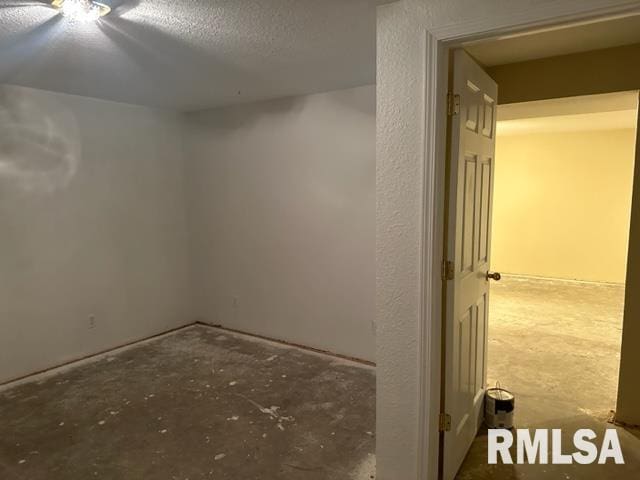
[88,315,96,329]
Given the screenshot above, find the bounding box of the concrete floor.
[457,275,640,479]
[0,325,376,480]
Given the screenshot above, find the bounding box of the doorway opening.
[487,92,638,429]
[440,14,640,480]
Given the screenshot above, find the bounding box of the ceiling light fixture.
[52,0,111,22]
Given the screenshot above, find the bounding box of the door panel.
[443,50,498,480]
[461,156,477,274]
[478,159,492,264]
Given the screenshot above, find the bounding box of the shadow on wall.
[187,96,306,129]
[187,87,376,130]
[0,85,81,193]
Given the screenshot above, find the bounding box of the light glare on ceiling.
[52,0,111,22]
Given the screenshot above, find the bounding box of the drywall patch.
[0,86,80,193]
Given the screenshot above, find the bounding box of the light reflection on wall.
[0,86,80,193]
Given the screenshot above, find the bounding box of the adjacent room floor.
[457,275,640,479]
[0,325,376,480]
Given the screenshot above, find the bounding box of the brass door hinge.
[442,260,454,281]
[447,92,460,116]
[439,413,452,432]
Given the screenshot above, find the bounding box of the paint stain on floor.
[0,325,376,479]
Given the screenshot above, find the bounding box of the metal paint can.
[485,387,515,429]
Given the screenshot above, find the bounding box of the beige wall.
[491,128,636,283]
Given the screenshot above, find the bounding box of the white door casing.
[443,49,498,480]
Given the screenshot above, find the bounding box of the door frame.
[404,2,640,480]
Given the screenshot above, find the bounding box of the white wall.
[0,83,375,383]
[185,86,376,362]
[376,5,429,480]
[0,85,192,383]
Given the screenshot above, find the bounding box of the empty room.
[0,1,376,478]
[5,1,640,480]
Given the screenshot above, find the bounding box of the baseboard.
[0,322,198,389]
[0,320,376,390]
[499,273,625,286]
[195,320,376,367]
[608,410,640,430]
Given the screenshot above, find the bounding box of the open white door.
[442,49,498,480]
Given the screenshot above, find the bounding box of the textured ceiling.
[0,0,382,111]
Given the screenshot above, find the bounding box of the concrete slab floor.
[0,325,376,480]
[457,275,640,479]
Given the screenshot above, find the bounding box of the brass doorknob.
[486,272,501,281]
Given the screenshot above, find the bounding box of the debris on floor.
[0,325,376,480]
